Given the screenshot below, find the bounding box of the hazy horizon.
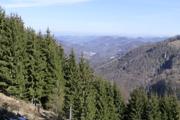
[1,0,180,36]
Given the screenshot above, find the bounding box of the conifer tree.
[0,8,10,89]
[126,88,147,120]
[168,96,180,120]
[144,95,161,120]
[78,55,96,120]
[0,10,15,90]
[48,36,64,117]
[160,95,180,120]
[105,82,118,120]
[63,50,80,119]
[94,79,108,120]
[113,83,125,120]
[41,29,57,106]
[94,79,119,120]
[24,28,41,102]
[6,14,27,98]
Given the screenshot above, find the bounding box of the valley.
[96,36,180,98]
[57,35,165,67]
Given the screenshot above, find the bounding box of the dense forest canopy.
[0,7,179,120]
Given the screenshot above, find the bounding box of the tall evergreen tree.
[94,79,108,120]
[144,95,161,120]
[48,35,64,117]
[94,78,122,120]
[6,14,27,98]
[160,95,180,120]
[24,28,42,102]
[105,82,118,120]
[0,8,10,89]
[63,50,80,119]
[78,55,96,120]
[0,10,15,90]
[113,83,125,120]
[125,88,148,120]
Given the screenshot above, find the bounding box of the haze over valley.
[57,35,165,67]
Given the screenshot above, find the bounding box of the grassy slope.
[0,93,57,120]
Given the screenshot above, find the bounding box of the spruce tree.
[94,78,118,120]
[105,82,118,120]
[94,79,108,120]
[0,10,15,91]
[126,88,148,120]
[48,36,64,117]
[63,50,80,119]
[24,28,41,102]
[113,83,125,120]
[144,95,161,120]
[78,56,96,120]
[159,96,169,120]
[0,8,9,89]
[160,95,180,120]
[6,14,27,98]
[168,96,180,120]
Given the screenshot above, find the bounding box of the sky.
[1,0,180,36]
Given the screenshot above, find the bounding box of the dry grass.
[0,93,57,120]
[169,40,180,48]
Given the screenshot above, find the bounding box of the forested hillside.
[0,8,180,120]
[96,36,180,98]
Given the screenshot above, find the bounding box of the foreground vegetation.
[0,8,180,120]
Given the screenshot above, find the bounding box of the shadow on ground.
[0,107,19,120]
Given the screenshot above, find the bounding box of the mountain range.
[96,36,180,98]
[57,36,165,67]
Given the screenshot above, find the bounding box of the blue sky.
[1,0,180,36]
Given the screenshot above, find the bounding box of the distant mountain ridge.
[96,36,180,98]
[57,36,165,67]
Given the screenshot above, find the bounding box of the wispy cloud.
[1,0,91,8]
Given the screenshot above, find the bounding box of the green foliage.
[62,54,125,120]
[63,50,80,119]
[125,88,180,120]
[125,88,148,120]
[160,95,180,120]
[144,95,161,120]
[78,56,95,120]
[113,83,125,120]
[0,8,65,115]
